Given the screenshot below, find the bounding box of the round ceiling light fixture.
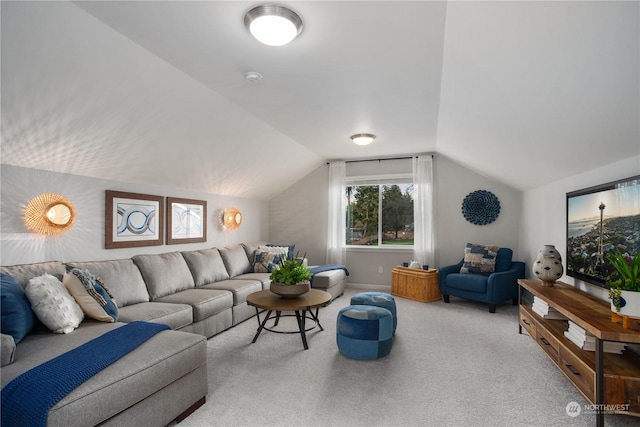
[350,133,376,146]
[244,4,303,47]
[244,71,263,85]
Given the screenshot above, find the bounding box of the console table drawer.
[519,309,536,339]
[559,346,595,402]
[536,322,559,362]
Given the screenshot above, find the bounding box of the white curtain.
[327,161,346,265]
[412,155,434,267]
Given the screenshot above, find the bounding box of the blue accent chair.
[438,248,525,313]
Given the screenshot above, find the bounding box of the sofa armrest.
[487,261,526,301]
[1,333,16,366]
[438,259,464,292]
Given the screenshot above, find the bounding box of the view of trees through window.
[346,183,414,246]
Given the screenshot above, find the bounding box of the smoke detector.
[244,71,262,85]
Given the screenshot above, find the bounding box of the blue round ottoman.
[336,305,393,360]
[351,292,397,334]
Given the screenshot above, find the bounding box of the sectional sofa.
[0,242,347,426]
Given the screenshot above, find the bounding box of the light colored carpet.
[178,287,637,427]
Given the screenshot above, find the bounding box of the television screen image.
[566,175,640,288]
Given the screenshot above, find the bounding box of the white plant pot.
[611,290,640,318]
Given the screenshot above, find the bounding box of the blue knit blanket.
[309,264,350,286]
[1,321,170,427]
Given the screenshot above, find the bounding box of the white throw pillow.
[25,274,84,334]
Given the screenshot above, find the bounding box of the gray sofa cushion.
[181,249,229,286]
[66,259,150,308]
[133,252,195,300]
[219,245,252,278]
[241,242,268,263]
[155,289,233,322]
[0,261,66,288]
[1,333,16,366]
[117,302,193,330]
[0,321,206,426]
[201,279,262,305]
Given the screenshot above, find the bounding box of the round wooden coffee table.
[246,289,331,350]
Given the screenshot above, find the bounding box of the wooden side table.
[391,266,440,302]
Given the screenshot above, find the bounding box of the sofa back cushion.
[133,252,195,300]
[181,248,230,286]
[495,248,514,272]
[66,259,150,308]
[219,245,252,278]
[0,261,66,288]
[241,242,269,263]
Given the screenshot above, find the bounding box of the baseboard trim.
[346,283,392,292]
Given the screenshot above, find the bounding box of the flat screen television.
[566,175,640,289]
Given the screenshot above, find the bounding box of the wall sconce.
[24,193,76,235]
[223,207,242,230]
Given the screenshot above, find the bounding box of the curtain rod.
[326,154,433,165]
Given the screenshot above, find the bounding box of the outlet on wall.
[378,266,383,274]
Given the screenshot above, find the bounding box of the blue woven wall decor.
[461,190,501,225]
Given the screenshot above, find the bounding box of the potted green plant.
[269,256,312,298]
[607,249,640,316]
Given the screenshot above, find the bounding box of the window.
[346,176,414,247]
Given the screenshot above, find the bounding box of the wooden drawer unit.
[536,321,560,362]
[391,267,440,302]
[519,307,536,339]
[518,279,640,425]
[559,345,595,402]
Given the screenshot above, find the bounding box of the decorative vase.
[270,281,310,298]
[532,244,564,287]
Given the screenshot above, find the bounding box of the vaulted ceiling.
[2,1,638,200]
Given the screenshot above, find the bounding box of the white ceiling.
[1,1,638,200]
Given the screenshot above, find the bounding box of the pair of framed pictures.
[105,190,207,249]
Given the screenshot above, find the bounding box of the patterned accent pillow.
[267,243,295,260]
[257,245,289,259]
[460,243,500,275]
[25,274,84,334]
[63,271,119,322]
[253,252,281,273]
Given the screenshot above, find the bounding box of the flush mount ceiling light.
[244,4,303,46]
[351,134,376,146]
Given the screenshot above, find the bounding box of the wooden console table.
[391,266,440,302]
[518,279,640,426]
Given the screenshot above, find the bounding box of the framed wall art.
[105,190,164,249]
[566,175,640,288]
[166,197,207,245]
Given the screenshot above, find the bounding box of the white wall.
[269,155,523,286]
[520,155,640,301]
[0,164,268,266]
